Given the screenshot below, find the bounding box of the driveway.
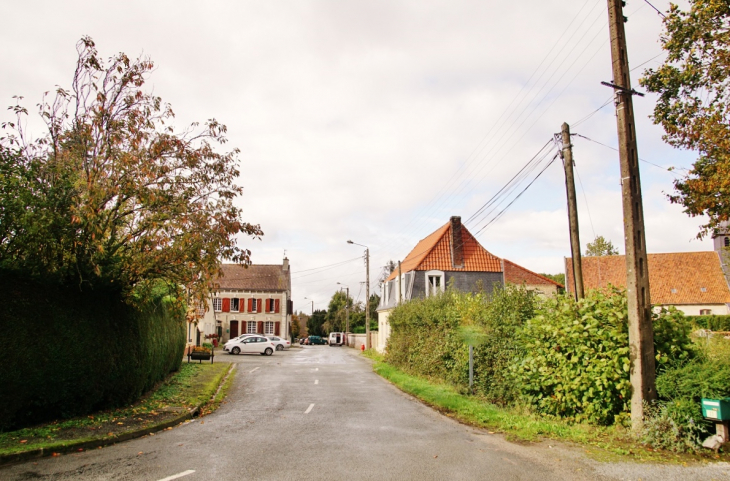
[2,346,729,480]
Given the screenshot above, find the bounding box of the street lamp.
[337,282,349,333]
[347,240,370,349]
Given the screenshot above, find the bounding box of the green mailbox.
[701,398,730,421]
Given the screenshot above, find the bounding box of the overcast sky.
[1,0,707,311]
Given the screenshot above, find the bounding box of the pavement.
[2,346,729,480]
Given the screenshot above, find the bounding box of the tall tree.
[585,236,619,257]
[306,309,327,337]
[0,37,262,304]
[641,1,730,237]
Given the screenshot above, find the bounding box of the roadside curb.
[0,363,235,467]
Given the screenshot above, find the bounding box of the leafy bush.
[640,399,706,453]
[687,315,730,332]
[385,286,538,404]
[513,289,696,425]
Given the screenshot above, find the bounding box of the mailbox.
[702,398,730,421]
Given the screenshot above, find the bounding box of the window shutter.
[265,299,271,312]
[248,298,252,312]
[239,298,245,313]
[258,300,262,313]
[222,298,231,313]
[257,321,264,333]
[275,322,280,336]
[275,299,280,313]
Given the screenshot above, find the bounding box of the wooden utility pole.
[365,248,371,349]
[561,122,584,300]
[606,0,656,430]
[398,261,402,305]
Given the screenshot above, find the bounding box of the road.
[2,346,729,480]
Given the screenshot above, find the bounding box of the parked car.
[328,332,345,346]
[308,335,327,345]
[300,337,309,345]
[225,336,275,356]
[223,334,256,351]
[267,336,291,351]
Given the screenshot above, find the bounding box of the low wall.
[346,332,379,350]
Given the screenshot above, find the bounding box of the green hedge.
[687,314,730,332]
[0,271,185,431]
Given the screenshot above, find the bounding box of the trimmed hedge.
[0,271,185,431]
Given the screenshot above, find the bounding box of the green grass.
[0,362,231,457]
[369,357,730,464]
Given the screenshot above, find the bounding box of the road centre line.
[157,470,195,481]
[315,379,319,385]
[305,403,315,414]
[249,367,260,373]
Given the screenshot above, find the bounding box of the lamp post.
[337,282,349,334]
[303,297,314,315]
[347,240,370,350]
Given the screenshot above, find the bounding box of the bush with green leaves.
[512,289,696,425]
[687,314,730,332]
[384,286,538,403]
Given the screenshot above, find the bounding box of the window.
[247,321,257,333]
[725,237,729,247]
[231,298,239,312]
[250,299,260,313]
[425,271,444,297]
[213,298,222,312]
[701,287,707,292]
[265,321,274,335]
[700,309,712,315]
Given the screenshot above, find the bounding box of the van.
[328,332,345,346]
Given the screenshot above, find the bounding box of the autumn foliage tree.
[0,37,262,303]
[641,0,730,237]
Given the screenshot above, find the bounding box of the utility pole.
[344,286,349,334]
[561,122,584,300]
[606,0,656,430]
[365,248,370,350]
[397,261,402,305]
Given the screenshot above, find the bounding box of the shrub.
[512,289,696,425]
[0,270,185,431]
[687,314,730,332]
[640,399,706,453]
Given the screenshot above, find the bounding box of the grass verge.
[0,362,232,459]
[369,356,729,464]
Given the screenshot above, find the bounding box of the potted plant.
[188,344,214,363]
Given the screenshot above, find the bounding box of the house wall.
[411,270,503,299]
[521,283,559,297]
[662,303,730,316]
[377,309,392,353]
[199,290,290,343]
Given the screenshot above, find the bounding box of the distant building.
[192,258,292,345]
[375,216,562,352]
[564,247,730,316]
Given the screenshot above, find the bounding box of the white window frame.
[247,321,257,333]
[251,299,259,312]
[700,309,712,315]
[231,298,239,313]
[213,298,222,312]
[264,321,274,335]
[425,270,445,297]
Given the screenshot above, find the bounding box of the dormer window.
[425,270,444,297]
[701,287,707,292]
[670,288,677,294]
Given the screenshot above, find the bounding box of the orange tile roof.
[565,252,730,305]
[215,264,291,292]
[504,259,563,287]
[386,220,502,281]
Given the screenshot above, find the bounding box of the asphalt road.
[3,346,730,480]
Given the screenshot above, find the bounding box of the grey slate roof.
[214,264,291,292]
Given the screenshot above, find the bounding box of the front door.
[230,321,239,339]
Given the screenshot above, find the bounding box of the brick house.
[375,216,562,352]
[564,249,730,316]
[193,259,292,344]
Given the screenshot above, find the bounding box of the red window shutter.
[265,299,270,312]
[275,299,280,313]
[258,300,262,313]
[275,322,280,336]
[257,321,264,333]
[222,298,231,313]
[248,298,252,312]
[239,298,245,313]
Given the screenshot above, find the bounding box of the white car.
[266,336,291,351]
[226,335,275,356]
[223,334,256,352]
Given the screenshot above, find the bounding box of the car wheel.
[265,348,273,356]
[232,347,240,355]
[276,344,283,351]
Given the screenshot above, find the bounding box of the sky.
[0,0,709,312]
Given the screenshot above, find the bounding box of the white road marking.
[314,379,319,385]
[157,470,196,481]
[249,367,260,373]
[305,403,315,414]
[315,368,319,371]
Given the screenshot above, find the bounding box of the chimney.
[283,257,289,271]
[450,216,464,269]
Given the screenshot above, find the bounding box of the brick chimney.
[283,257,289,271]
[450,216,464,269]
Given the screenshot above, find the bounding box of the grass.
[368,355,730,464]
[0,362,232,458]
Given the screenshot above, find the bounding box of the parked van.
[328,332,345,346]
